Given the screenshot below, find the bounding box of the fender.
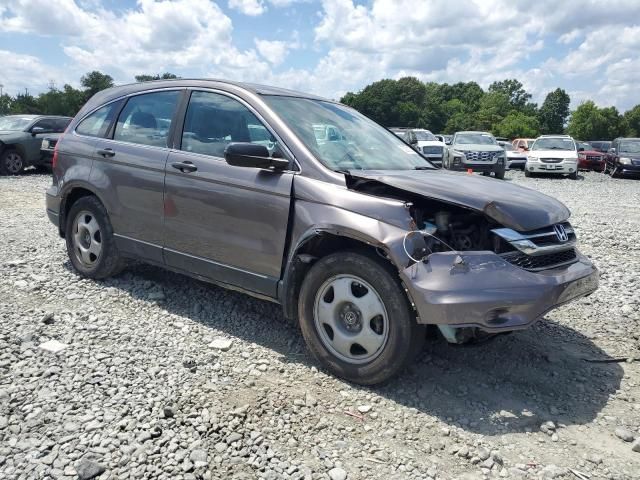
[58,180,108,236]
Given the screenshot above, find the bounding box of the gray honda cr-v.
[46,79,598,385]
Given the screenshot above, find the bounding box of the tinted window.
[53,118,71,133]
[114,91,180,147]
[455,133,496,145]
[32,118,57,132]
[77,104,118,138]
[181,91,276,158]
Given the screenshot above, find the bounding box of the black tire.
[482,172,490,176]
[494,167,505,179]
[569,170,578,180]
[65,196,125,279]
[524,169,532,177]
[298,251,424,385]
[0,150,25,175]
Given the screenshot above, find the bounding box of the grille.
[540,158,563,163]
[586,155,602,162]
[423,146,443,155]
[462,151,497,162]
[501,248,577,272]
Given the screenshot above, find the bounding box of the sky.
[0,0,639,111]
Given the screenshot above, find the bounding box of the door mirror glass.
[224,143,289,170]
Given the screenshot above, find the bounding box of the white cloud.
[254,39,289,66]
[228,0,266,16]
[0,50,63,95]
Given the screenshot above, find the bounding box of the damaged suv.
[46,80,599,385]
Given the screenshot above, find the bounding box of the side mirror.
[224,143,289,170]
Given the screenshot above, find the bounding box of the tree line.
[0,71,178,118]
[341,77,640,140]
[2,72,639,140]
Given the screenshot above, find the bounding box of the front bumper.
[451,162,499,173]
[616,162,640,175]
[526,161,577,174]
[400,250,598,332]
[578,158,604,170]
[507,158,526,169]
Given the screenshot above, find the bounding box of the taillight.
[52,134,63,169]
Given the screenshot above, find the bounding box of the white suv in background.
[525,135,579,179]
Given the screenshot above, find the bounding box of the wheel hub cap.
[313,275,389,364]
[72,211,102,267]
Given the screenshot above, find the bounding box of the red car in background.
[576,141,606,172]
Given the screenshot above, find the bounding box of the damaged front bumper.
[400,250,598,333]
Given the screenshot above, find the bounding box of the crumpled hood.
[348,169,570,232]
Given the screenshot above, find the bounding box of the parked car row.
[0,115,71,174]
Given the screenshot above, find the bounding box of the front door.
[163,90,294,298]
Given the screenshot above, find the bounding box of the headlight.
[620,157,632,165]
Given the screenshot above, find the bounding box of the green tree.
[624,104,640,136]
[488,79,531,110]
[81,71,114,101]
[538,88,570,134]
[474,92,512,131]
[10,92,40,114]
[135,72,179,82]
[495,112,540,138]
[566,101,626,140]
[0,93,12,114]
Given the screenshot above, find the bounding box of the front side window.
[76,103,119,138]
[114,91,180,147]
[180,91,277,158]
[32,118,57,132]
[54,118,71,133]
[263,96,433,171]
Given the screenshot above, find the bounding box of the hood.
[416,140,445,148]
[505,150,527,158]
[454,144,504,152]
[530,149,577,159]
[578,149,602,156]
[348,169,570,232]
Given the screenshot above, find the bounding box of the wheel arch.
[279,228,411,321]
[59,183,108,237]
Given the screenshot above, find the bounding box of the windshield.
[0,116,33,131]
[455,133,496,145]
[532,137,576,151]
[619,140,640,154]
[392,131,407,140]
[577,142,592,151]
[414,130,436,141]
[263,96,434,171]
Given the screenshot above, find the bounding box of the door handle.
[97,148,115,158]
[171,161,197,173]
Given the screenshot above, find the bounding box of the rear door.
[89,89,182,263]
[163,89,294,297]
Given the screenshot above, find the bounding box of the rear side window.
[114,91,180,148]
[76,104,118,138]
[180,91,276,158]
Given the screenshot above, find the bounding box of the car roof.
[538,134,572,138]
[1,114,72,119]
[85,78,331,109]
[613,137,640,141]
[455,131,493,135]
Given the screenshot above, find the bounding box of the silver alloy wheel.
[72,210,103,267]
[313,274,389,364]
[4,152,23,174]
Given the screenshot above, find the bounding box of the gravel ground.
[1,169,639,480]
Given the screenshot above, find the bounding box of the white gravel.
[1,170,639,480]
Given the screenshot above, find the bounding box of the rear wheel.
[298,251,424,385]
[0,150,24,175]
[65,196,125,279]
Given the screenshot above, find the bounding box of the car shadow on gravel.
[75,261,623,438]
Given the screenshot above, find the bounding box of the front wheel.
[65,196,125,279]
[569,170,578,180]
[494,167,505,179]
[524,169,532,177]
[298,251,424,385]
[0,150,24,175]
